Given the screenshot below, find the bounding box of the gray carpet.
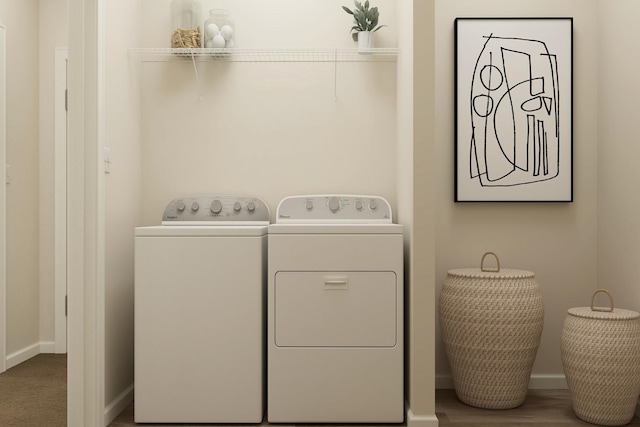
[0,354,67,427]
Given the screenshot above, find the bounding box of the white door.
[54,48,68,353]
[1,24,7,373]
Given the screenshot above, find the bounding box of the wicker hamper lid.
[447,252,535,279]
[568,289,640,321]
[447,268,535,279]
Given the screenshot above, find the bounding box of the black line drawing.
[468,33,561,188]
[455,18,573,202]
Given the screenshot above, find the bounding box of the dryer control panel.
[162,195,270,225]
[276,195,392,224]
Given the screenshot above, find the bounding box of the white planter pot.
[357,31,374,53]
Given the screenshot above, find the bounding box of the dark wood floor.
[436,389,640,426]
[109,389,640,426]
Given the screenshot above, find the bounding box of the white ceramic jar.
[203,9,235,49]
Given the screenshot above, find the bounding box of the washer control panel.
[162,195,270,225]
[276,195,392,224]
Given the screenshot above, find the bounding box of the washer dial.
[210,199,223,214]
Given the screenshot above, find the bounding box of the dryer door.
[274,271,397,347]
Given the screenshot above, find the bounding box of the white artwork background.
[456,19,572,201]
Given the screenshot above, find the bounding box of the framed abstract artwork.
[455,17,573,202]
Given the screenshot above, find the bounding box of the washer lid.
[268,223,402,234]
[161,195,270,226]
[136,225,268,237]
[276,194,393,224]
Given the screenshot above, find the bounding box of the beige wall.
[597,2,640,310]
[0,0,41,357]
[101,0,640,421]
[0,0,66,364]
[38,0,67,347]
[0,0,67,360]
[139,0,398,224]
[435,0,599,384]
[0,5,5,371]
[104,0,142,411]
[397,0,437,421]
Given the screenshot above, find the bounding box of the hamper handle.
[480,252,501,272]
[590,289,614,312]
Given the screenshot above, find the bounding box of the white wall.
[0,0,41,359]
[95,0,640,423]
[139,0,398,224]
[0,10,5,374]
[38,0,68,349]
[597,2,640,312]
[104,0,142,419]
[435,0,599,385]
[0,0,67,365]
[397,0,437,423]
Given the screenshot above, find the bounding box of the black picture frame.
[455,17,573,202]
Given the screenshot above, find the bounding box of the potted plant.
[342,0,385,51]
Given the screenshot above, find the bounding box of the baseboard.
[406,403,439,427]
[39,341,56,353]
[5,341,59,369]
[104,383,134,426]
[529,374,567,389]
[436,374,567,390]
[5,342,41,369]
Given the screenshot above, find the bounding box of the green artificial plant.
[342,0,385,42]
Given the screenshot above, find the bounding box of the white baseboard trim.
[104,383,134,426]
[406,401,439,427]
[39,341,56,353]
[5,342,40,369]
[436,374,568,390]
[5,341,60,369]
[529,374,567,389]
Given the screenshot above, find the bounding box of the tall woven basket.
[439,252,544,409]
[561,289,640,426]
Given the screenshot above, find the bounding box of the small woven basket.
[439,252,544,409]
[561,289,640,426]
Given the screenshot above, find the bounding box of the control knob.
[233,201,242,212]
[355,200,363,211]
[210,199,223,214]
[247,201,256,212]
[176,201,186,212]
[191,201,200,212]
[305,200,314,210]
[328,197,340,213]
[369,199,378,211]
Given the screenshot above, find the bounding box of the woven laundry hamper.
[439,252,544,409]
[561,289,640,426]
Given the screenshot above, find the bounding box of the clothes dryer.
[135,195,269,423]
[267,194,403,423]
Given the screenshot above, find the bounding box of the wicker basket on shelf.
[561,289,640,426]
[439,252,544,409]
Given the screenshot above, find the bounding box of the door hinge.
[65,295,68,317]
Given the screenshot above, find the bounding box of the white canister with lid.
[203,9,235,49]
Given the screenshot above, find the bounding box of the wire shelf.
[127,47,400,63]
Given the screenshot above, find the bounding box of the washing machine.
[267,194,404,423]
[134,195,269,423]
